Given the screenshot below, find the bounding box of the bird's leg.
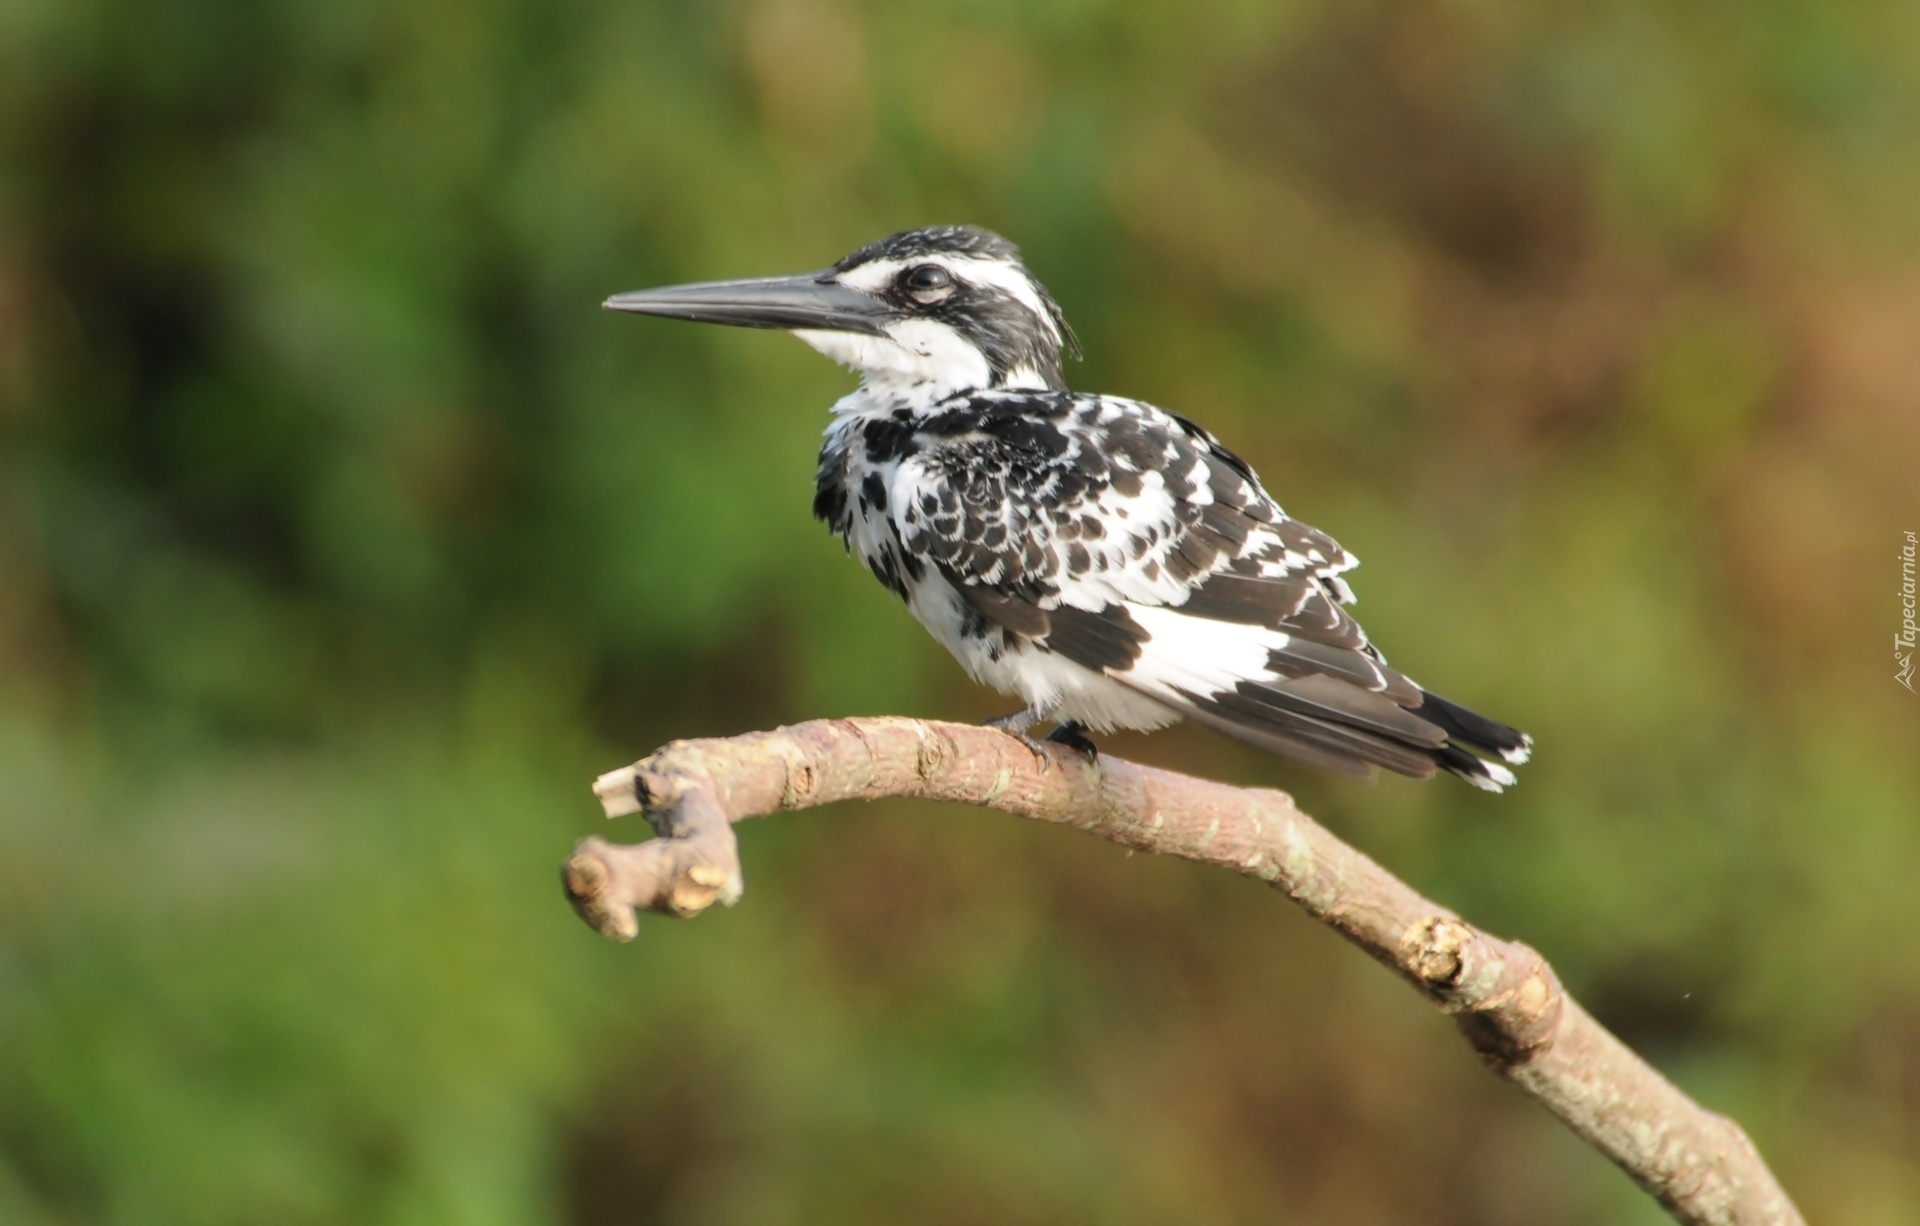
[1044,720,1099,761]
[983,701,1060,759]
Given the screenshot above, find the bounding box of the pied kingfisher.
[607,226,1531,790]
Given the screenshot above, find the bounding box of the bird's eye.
[903,264,953,301]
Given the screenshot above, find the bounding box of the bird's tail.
[1144,674,1532,793]
[1412,689,1532,793]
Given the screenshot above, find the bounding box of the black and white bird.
[607,226,1531,790]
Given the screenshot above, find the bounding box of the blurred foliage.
[2,0,1919,1222]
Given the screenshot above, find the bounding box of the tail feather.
[1435,743,1519,793]
[1414,689,1533,765]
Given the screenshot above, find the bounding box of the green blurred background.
[3,0,1917,1222]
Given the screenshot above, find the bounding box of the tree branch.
[561,716,1802,1226]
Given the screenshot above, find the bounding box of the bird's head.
[606,225,1079,402]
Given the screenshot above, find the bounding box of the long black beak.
[603,272,893,334]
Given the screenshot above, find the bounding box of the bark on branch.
[562,715,1801,1226]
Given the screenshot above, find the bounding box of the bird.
[606,225,1531,791]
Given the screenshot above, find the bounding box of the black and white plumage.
[608,226,1531,790]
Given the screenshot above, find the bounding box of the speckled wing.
[889,392,1530,790]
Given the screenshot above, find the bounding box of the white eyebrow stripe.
[836,258,908,292]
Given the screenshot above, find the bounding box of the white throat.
[795,325,1052,411]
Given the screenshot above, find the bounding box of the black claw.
[1045,721,1100,761]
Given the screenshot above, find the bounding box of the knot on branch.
[782,756,817,807]
[1403,916,1564,1067]
[913,723,959,781]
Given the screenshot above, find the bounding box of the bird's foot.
[1044,721,1100,761]
[983,706,1055,761]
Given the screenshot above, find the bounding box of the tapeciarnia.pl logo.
[1900,530,1917,693]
